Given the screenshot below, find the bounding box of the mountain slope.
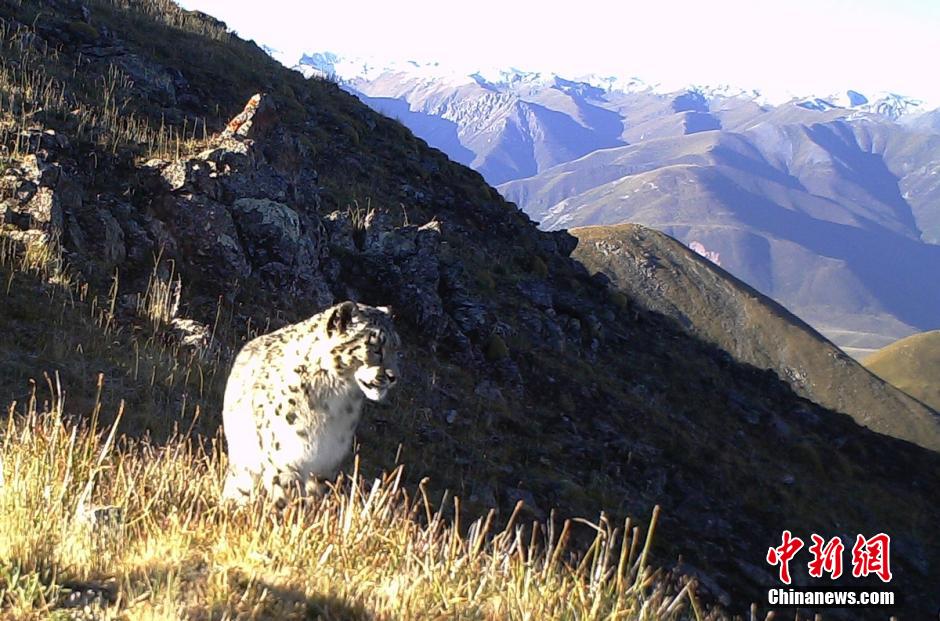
[1,3,940,617]
[571,223,940,450]
[865,330,940,412]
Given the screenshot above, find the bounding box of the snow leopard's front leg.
[222,464,259,506]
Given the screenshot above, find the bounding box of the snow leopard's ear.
[327,301,356,336]
[376,305,392,315]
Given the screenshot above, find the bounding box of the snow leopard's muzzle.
[354,364,398,402]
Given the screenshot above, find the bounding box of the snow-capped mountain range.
[285,50,933,121]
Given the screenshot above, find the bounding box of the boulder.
[2,156,81,239]
[230,197,332,305]
[231,198,307,265]
[65,202,126,271]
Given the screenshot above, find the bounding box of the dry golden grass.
[0,394,698,620]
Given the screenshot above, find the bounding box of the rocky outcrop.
[0,87,590,371]
[1,92,522,366]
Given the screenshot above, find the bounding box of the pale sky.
[178,0,940,104]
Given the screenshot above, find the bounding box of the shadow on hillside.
[42,562,379,620]
[209,577,378,621]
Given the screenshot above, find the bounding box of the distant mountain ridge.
[288,51,935,119]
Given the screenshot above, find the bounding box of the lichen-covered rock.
[220,93,278,140]
[23,152,63,188]
[230,197,332,306]
[231,198,306,264]
[108,97,321,304]
[195,138,251,166]
[2,156,81,237]
[147,158,215,195]
[168,317,213,356]
[322,210,357,253]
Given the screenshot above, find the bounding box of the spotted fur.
[221,301,400,506]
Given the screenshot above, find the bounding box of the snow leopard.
[221,301,400,506]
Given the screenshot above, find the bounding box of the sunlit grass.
[0,395,697,620]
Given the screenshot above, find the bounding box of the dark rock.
[440,262,487,338]
[322,210,357,253]
[59,581,117,611]
[230,198,332,305]
[549,229,578,256]
[589,271,611,289]
[516,279,553,309]
[470,484,497,509]
[65,202,126,272]
[113,53,178,107]
[503,487,546,520]
[231,198,308,265]
[151,194,249,285]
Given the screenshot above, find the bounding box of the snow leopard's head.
[325,301,401,402]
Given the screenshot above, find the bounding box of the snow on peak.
[267,50,935,119]
[865,92,925,119]
[791,90,927,119]
[289,52,477,89]
[578,74,651,94]
[471,67,544,86]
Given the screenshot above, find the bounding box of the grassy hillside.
[865,330,940,412]
[570,222,940,452]
[1,1,940,619]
